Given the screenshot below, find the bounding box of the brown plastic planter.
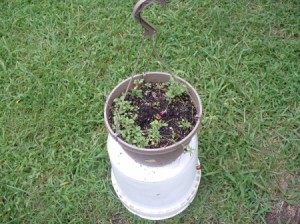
[104,72,202,155]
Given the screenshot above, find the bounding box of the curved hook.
[133,0,166,37]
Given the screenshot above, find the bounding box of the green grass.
[1,0,299,223]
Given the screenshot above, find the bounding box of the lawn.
[0,0,299,223]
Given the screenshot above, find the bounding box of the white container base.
[107,134,201,221]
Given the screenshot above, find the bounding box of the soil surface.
[108,81,198,148]
[266,201,300,224]
[265,173,300,224]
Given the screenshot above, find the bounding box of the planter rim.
[104,72,202,155]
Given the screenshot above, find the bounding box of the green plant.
[114,113,148,147]
[178,119,192,129]
[144,82,152,88]
[113,96,137,115]
[166,78,187,101]
[156,82,166,90]
[130,88,143,98]
[171,129,176,140]
[133,78,144,87]
[120,124,148,147]
[112,96,147,146]
[147,120,167,145]
[130,79,144,98]
[185,145,195,156]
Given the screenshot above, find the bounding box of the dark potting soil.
[108,81,198,148]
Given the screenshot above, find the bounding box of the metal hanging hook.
[133,0,166,37]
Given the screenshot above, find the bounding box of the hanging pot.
[104,72,202,155]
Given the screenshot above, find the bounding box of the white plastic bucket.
[107,134,201,220]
